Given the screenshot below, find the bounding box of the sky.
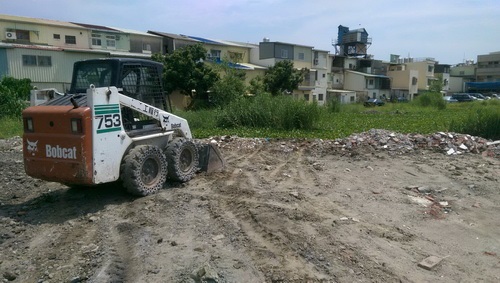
[1,0,499,65]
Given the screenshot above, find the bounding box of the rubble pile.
[208,129,500,157]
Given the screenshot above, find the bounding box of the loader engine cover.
[23,105,94,185]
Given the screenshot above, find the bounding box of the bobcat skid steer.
[22,58,224,196]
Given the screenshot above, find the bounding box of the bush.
[0,77,32,119]
[449,106,500,140]
[215,93,320,130]
[414,92,446,110]
[326,97,342,113]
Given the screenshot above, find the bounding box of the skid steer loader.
[22,58,224,196]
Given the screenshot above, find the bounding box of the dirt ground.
[0,131,499,283]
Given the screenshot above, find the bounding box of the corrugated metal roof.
[148,31,200,42]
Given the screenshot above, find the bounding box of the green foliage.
[210,61,247,108]
[247,76,265,96]
[263,60,306,96]
[449,103,500,140]
[414,92,446,110]
[151,44,219,109]
[429,74,443,93]
[215,93,320,130]
[325,97,342,113]
[0,77,32,119]
[0,116,23,139]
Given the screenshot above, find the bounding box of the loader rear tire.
[165,138,199,182]
[121,145,168,196]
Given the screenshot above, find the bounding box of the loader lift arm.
[117,92,192,139]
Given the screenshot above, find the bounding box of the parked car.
[451,93,474,102]
[468,93,489,100]
[397,97,409,103]
[364,98,385,107]
[491,93,500,100]
[443,96,458,103]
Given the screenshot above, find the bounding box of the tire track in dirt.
[201,148,407,282]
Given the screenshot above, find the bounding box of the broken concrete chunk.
[418,255,443,270]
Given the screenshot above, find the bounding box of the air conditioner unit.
[5,31,16,40]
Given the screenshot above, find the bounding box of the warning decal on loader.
[94,104,122,134]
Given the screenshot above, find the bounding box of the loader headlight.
[71,118,82,133]
[24,117,34,132]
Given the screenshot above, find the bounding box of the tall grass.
[449,102,500,140]
[0,117,23,139]
[215,94,321,130]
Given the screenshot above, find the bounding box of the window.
[106,39,116,48]
[322,74,326,78]
[22,55,37,66]
[412,77,418,85]
[65,35,76,44]
[350,96,355,102]
[37,56,52,66]
[22,55,52,67]
[368,79,374,85]
[318,93,324,101]
[16,30,30,41]
[281,49,288,58]
[298,52,305,60]
[53,34,60,40]
[92,38,102,46]
[428,65,434,72]
[91,34,102,46]
[209,49,221,60]
[304,94,309,101]
[106,35,116,48]
[143,43,151,53]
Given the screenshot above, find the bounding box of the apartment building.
[0,14,161,91]
[387,56,437,100]
[476,51,500,82]
[327,55,390,102]
[250,40,329,105]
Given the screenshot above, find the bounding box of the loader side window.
[120,65,164,110]
[120,64,165,132]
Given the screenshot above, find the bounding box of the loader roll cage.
[69,58,172,132]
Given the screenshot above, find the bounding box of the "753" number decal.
[96,114,121,130]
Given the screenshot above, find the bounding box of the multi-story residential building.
[250,40,329,105]
[0,14,161,91]
[387,56,436,100]
[434,64,451,93]
[449,60,476,93]
[327,55,390,102]
[476,51,500,82]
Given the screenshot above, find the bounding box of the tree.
[152,44,219,109]
[210,61,247,108]
[0,77,32,119]
[263,60,306,96]
[429,74,444,93]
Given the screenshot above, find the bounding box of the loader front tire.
[165,138,199,182]
[121,145,168,196]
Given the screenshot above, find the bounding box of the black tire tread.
[121,145,167,196]
[165,138,199,182]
